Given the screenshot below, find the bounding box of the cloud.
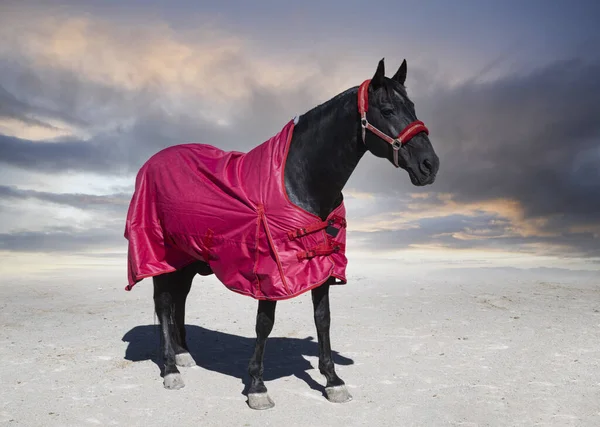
[0,7,335,103]
[350,213,600,260]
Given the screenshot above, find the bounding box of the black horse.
[141,58,439,409]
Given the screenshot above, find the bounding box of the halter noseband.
[358,79,429,168]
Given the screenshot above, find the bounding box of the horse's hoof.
[163,373,185,390]
[247,392,275,410]
[325,385,352,403]
[175,352,196,367]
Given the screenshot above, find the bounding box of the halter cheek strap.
[358,79,429,167]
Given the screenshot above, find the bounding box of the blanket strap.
[297,240,346,261]
[287,215,347,240]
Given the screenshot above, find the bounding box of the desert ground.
[1,262,599,427]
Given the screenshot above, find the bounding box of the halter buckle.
[392,139,401,150]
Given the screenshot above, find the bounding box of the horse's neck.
[283,87,366,219]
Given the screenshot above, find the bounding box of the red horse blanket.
[124,119,348,300]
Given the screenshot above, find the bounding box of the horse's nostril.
[421,158,432,175]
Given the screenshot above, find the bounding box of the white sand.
[1,267,599,426]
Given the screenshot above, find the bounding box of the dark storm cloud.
[0,226,122,252]
[0,84,61,129]
[425,58,600,241]
[429,58,600,204]
[0,61,94,129]
[0,133,111,173]
[0,185,130,214]
[0,55,330,175]
[0,63,229,175]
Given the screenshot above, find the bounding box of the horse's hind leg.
[153,264,196,389]
[247,300,277,410]
[311,280,352,403]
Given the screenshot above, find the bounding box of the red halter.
[358,79,429,167]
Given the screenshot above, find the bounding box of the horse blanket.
[124,119,348,300]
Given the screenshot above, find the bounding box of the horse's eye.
[381,108,394,117]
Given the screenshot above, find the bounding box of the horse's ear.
[371,58,385,89]
[392,59,407,85]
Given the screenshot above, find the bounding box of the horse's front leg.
[247,300,277,410]
[153,274,185,390]
[311,280,352,403]
[171,265,196,368]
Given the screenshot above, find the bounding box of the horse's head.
[360,58,439,186]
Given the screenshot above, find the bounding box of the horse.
[123,58,440,410]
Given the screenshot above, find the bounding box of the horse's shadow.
[122,325,354,396]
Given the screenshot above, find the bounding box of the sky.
[1,0,600,283]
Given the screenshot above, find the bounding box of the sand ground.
[1,266,599,426]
